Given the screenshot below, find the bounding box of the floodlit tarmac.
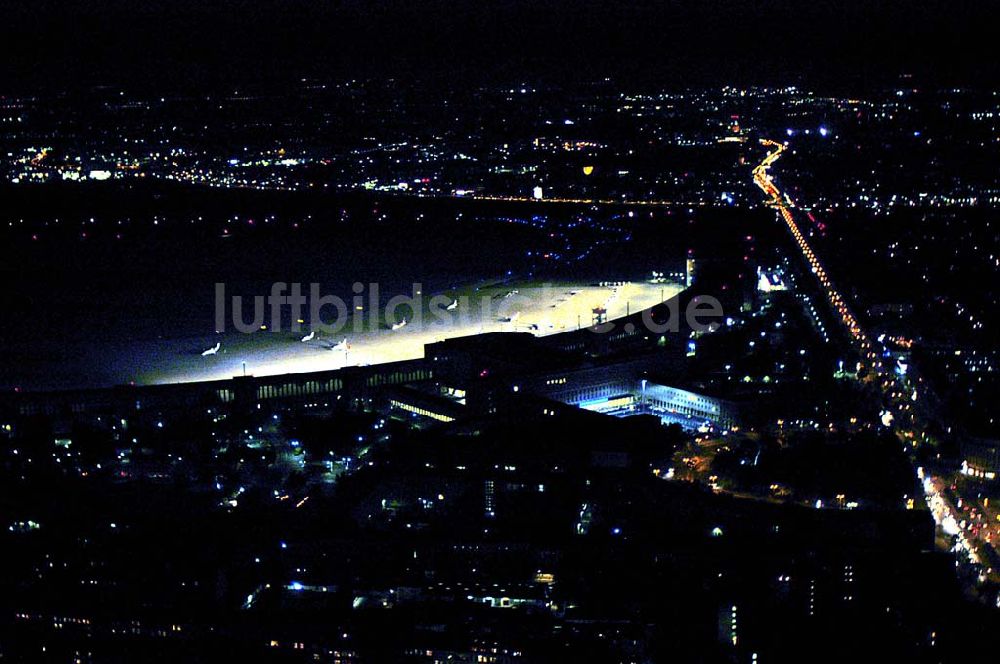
[147,279,681,384]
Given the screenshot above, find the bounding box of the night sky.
[1,0,997,89]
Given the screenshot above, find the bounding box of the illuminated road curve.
[752,139,922,429]
[752,139,877,369]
